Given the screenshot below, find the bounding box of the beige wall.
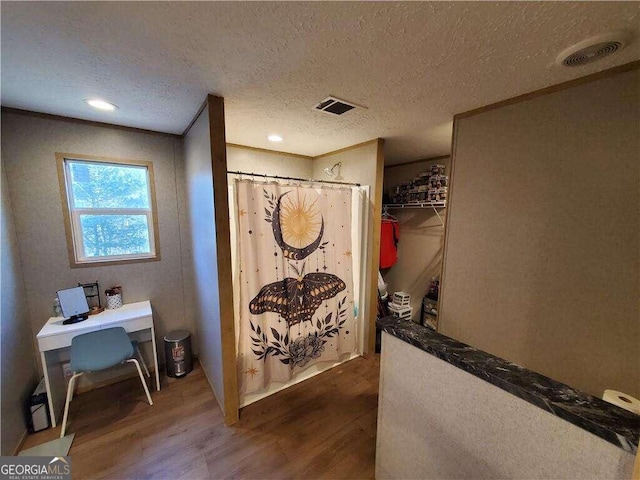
[313,141,382,352]
[0,109,381,435]
[183,107,228,411]
[440,69,639,398]
[227,145,313,178]
[1,112,194,389]
[382,157,451,323]
[376,332,635,480]
[1,163,39,455]
[313,142,379,190]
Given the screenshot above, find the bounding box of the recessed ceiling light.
[84,99,118,111]
[267,134,283,142]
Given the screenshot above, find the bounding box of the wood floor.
[22,355,380,479]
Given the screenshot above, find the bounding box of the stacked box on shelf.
[431,164,446,175]
[428,175,448,189]
[429,187,448,202]
[390,165,448,204]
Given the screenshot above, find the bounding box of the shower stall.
[228,174,369,406]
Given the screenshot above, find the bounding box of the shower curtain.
[235,179,356,397]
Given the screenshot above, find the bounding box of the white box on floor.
[28,377,50,432]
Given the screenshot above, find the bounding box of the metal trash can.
[164,330,193,378]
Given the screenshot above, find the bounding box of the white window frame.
[56,153,161,268]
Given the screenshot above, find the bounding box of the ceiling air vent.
[313,96,361,116]
[556,32,629,67]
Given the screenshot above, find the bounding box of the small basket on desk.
[105,287,123,309]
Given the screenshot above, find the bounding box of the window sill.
[69,255,161,269]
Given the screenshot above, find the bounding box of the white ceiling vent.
[313,96,362,116]
[556,32,629,67]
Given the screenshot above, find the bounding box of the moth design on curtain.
[236,180,356,397]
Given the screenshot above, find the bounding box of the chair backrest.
[71,327,134,373]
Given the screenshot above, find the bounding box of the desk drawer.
[38,326,97,351]
[108,315,152,334]
[38,315,153,352]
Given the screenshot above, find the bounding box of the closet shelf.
[384,201,446,209]
[384,201,447,226]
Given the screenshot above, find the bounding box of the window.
[57,154,160,267]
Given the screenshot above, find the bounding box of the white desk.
[37,301,160,427]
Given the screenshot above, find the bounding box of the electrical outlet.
[62,362,72,379]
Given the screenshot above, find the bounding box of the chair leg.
[69,378,75,402]
[136,345,151,378]
[127,358,153,406]
[60,372,84,438]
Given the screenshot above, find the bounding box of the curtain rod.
[227,170,361,187]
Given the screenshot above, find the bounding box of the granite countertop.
[377,316,640,454]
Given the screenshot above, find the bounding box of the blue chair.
[60,327,153,437]
[131,340,151,378]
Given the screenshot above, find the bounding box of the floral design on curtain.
[236,179,355,396]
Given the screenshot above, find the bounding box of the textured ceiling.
[1,2,639,164]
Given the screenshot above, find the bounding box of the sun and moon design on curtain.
[236,180,355,395]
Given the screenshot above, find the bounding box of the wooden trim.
[2,107,181,138]
[384,154,450,170]
[207,95,240,425]
[62,256,160,269]
[56,152,158,167]
[55,152,161,268]
[455,60,640,120]
[227,143,314,160]
[181,99,208,137]
[632,447,640,480]
[367,138,385,354]
[146,157,162,263]
[436,119,459,334]
[313,139,379,160]
[12,429,29,455]
[56,153,79,269]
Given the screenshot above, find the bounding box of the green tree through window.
[60,156,158,265]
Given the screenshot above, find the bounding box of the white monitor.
[57,286,90,324]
